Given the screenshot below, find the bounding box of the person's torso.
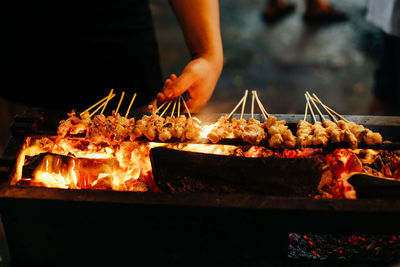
[2,0,163,110]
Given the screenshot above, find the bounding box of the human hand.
[157,56,222,112]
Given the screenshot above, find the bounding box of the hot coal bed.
[1,110,400,266]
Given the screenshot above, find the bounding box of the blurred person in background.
[263,0,347,23]
[367,0,400,115]
[0,0,223,153]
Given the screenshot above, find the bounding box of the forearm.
[169,0,223,70]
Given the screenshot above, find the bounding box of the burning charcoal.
[22,153,71,179]
[91,175,113,190]
[348,174,400,198]
[373,156,384,170]
[151,147,323,196]
[382,165,393,177]
[22,153,121,189]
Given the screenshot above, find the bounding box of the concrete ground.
[150,0,382,115]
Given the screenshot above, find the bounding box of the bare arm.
[157,0,223,112]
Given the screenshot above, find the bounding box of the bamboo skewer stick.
[240,90,249,120]
[227,96,245,119]
[311,95,337,123]
[115,91,125,114]
[325,104,348,122]
[306,92,326,122]
[124,93,137,118]
[303,99,309,121]
[251,90,255,118]
[311,93,348,122]
[80,94,112,116]
[254,96,267,120]
[305,94,316,123]
[160,99,173,117]
[311,93,337,122]
[320,102,346,121]
[171,97,177,117]
[181,96,191,118]
[101,89,114,115]
[177,95,181,117]
[155,101,168,114]
[89,94,116,117]
[254,91,269,119]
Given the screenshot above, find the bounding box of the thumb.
[163,73,193,99]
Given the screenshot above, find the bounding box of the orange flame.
[12,136,239,191]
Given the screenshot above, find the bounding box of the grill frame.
[1,111,400,265]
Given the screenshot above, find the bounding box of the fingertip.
[163,79,172,87]
[170,74,177,80]
[157,92,165,104]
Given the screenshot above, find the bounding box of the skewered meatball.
[337,120,358,149]
[364,129,383,145]
[347,121,367,142]
[174,115,187,140]
[311,122,329,147]
[242,118,267,145]
[282,129,296,149]
[262,116,295,149]
[323,120,342,143]
[297,120,313,149]
[207,115,232,143]
[269,133,283,148]
[231,117,247,138]
[185,117,202,141]
[158,116,175,142]
[58,110,91,137]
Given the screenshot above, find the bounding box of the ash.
[289,233,400,264]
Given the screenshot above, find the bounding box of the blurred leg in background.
[367,0,400,115]
[263,0,347,23]
[263,0,295,23]
[369,33,400,115]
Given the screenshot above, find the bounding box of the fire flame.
[11,136,239,191]
[11,136,399,200]
[199,122,218,139]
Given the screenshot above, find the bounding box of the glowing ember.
[327,149,364,179]
[12,136,240,191]
[11,136,400,199]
